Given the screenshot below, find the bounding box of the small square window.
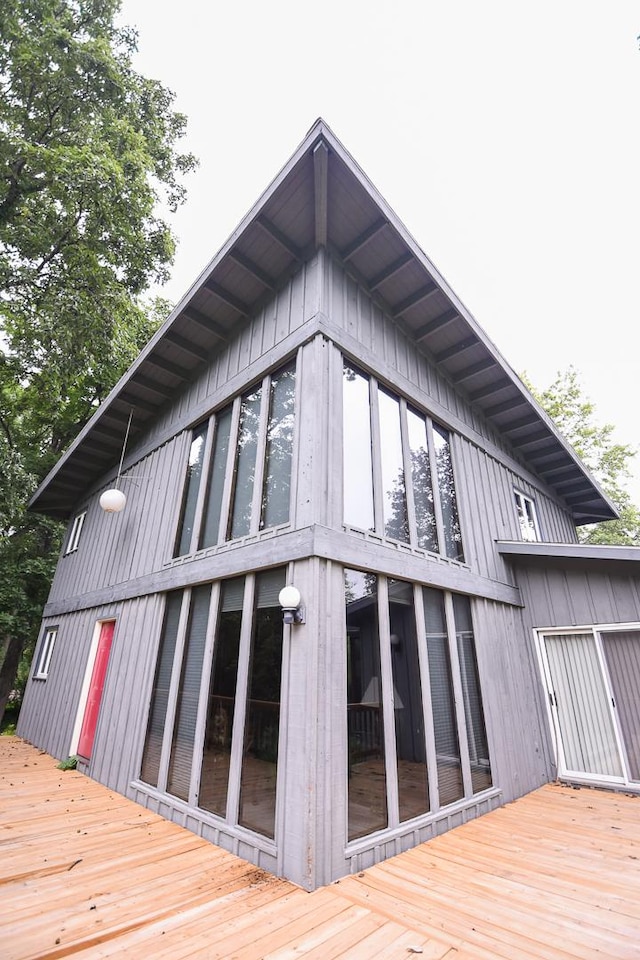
[34,628,58,679]
[514,490,540,542]
[65,511,87,555]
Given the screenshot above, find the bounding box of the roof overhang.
[29,119,618,524]
[497,540,640,564]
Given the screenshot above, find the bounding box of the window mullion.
[250,376,271,536]
[444,591,473,797]
[412,584,440,811]
[369,379,384,535]
[189,582,220,807]
[427,417,447,556]
[225,575,255,825]
[378,577,399,829]
[157,590,192,792]
[221,397,243,542]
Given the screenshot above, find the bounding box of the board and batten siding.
[514,560,640,632]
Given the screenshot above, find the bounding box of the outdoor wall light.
[99,488,127,513]
[278,585,305,625]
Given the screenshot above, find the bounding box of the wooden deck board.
[2,737,640,959]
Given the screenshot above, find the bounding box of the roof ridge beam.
[313,141,329,248]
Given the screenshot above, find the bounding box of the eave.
[497,540,640,563]
[29,119,618,525]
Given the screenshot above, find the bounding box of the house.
[18,119,640,891]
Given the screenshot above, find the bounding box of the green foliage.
[524,367,640,545]
[0,0,195,718]
[56,755,78,770]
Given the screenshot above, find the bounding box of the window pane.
[515,491,539,542]
[343,364,374,530]
[345,568,388,840]
[200,408,232,549]
[175,423,208,557]
[229,386,262,539]
[432,423,464,562]
[388,580,429,821]
[238,568,286,838]
[199,578,244,817]
[452,595,492,793]
[422,587,464,805]
[141,592,182,787]
[261,364,296,529]
[167,584,212,801]
[407,409,438,552]
[379,389,409,542]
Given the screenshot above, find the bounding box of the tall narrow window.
[229,387,262,539]
[343,364,374,530]
[432,423,464,562]
[453,595,491,793]
[379,390,409,542]
[514,490,540,542]
[388,580,429,821]
[407,409,438,553]
[175,424,208,557]
[238,568,286,838]
[141,592,183,786]
[199,578,244,817]
[261,364,296,529]
[65,512,86,555]
[34,627,58,679]
[422,587,464,806]
[199,408,232,549]
[167,584,212,801]
[345,568,388,840]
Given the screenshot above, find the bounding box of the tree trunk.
[0,635,26,726]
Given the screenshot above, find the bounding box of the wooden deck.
[1,737,639,959]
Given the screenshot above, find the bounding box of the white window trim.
[514,489,540,542]
[34,627,58,679]
[65,511,87,555]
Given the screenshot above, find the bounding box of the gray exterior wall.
[19,249,596,889]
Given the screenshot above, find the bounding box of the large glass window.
[344,571,491,841]
[342,360,464,561]
[345,568,387,840]
[174,361,296,557]
[140,569,286,841]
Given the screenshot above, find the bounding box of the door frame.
[535,622,640,790]
[70,618,116,758]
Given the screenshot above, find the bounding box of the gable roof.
[30,119,617,524]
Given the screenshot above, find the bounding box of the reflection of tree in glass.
[261,365,296,528]
[433,425,464,562]
[384,447,438,551]
[228,387,262,538]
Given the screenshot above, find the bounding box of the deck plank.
[2,737,640,959]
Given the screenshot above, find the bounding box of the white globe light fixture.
[99,488,127,513]
[278,585,304,625]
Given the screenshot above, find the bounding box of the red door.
[77,621,115,760]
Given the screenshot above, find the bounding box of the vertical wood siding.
[516,563,640,631]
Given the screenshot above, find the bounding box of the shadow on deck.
[1,736,639,959]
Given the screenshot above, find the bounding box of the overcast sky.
[120,0,640,502]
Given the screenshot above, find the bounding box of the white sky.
[120,0,640,502]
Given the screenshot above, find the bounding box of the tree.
[0,0,196,722]
[525,368,640,545]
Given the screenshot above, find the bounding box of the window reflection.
[238,569,286,839]
[229,387,262,539]
[343,364,374,530]
[407,409,438,553]
[432,423,464,562]
[345,568,388,840]
[453,594,492,793]
[200,408,232,549]
[175,424,208,557]
[388,580,430,821]
[199,578,243,817]
[261,364,296,529]
[379,390,409,542]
